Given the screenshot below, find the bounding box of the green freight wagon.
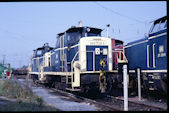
[0,63,5,78]
[0,63,12,78]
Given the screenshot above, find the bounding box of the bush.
[35,96,44,106]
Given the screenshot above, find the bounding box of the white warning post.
[123,64,128,111]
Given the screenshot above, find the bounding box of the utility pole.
[3,55,5,65]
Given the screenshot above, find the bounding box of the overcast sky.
[0,1,167,68]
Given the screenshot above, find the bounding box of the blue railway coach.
[125,16,167,93]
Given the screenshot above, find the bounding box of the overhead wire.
[94,2,146,24]
[94,2,152,39]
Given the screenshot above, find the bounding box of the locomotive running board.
[29,72,73,76]
[29,72,40,75]
[80,70,118,74]
[29,71,118,76]
[128,69,167,73]
[66,88,81,91]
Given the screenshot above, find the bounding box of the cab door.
[147,42,156,69]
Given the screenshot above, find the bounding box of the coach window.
[158,19,166,30]
[164,20,167,28]
[151,21,160,33]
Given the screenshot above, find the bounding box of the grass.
[0,98,58,111]
[0,79,34,99]
[0,79,60,111]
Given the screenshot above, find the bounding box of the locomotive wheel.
[32,75,38,83]
[81,83,101,98]
[105,76,113,94]
[53,81,66,91]
[84,86,90,94]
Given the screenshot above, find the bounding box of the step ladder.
[148,74,154,90]
[66,75,72,84]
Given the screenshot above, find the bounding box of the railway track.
[22,78,167,111]
[34,82,166,111]
[104,95,167,111]
[48,88,167,111]
[32,82,121,111]
[50,88,122,111]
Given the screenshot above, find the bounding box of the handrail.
[71,51,79,72]
[38,57,44,72]
[121,51,128,63]
[114,51,128,63]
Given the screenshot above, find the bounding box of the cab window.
[158,19,166,30]
[151,17,167,33]
[36,50,42,56]
[151,21,160,33]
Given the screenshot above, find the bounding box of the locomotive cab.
[30,43,54,81]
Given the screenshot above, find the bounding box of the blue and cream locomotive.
[125,16,167,93]
[29,25,127,94]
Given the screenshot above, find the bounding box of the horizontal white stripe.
[29,70,118,75]
[124,40,148,48]
[124,32,167,48]
[32,56,43,60]
[142,70,167,73]
[129,70,135,73]
[29,72,39,74]
[129,69,167,73]
[29,72,73,76]
[80,70,118,74]
[113,48,123,51]
[149,27,167,35]
[148,32,167,40]
[51,44,79,55]
[66,88,81,91]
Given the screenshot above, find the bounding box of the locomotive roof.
[150,16,167,23]
[66,26,102,33]
[66,27,83,33]
[57,32,64,36]
[36,45,54,51]
[57,26,102,36]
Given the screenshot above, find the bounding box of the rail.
[106,95,166,111]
